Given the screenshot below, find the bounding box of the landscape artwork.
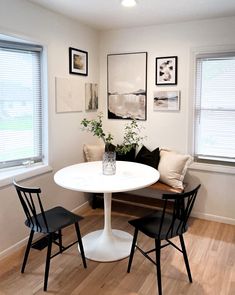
[153,90,180,111]
[85,83,98,111]
[107,52,147,120]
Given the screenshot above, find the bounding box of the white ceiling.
[29,0,235,31]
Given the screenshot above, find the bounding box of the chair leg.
[58,230,63,253]
[92,193,97,209]
[179,234,192,283]
[155,239,162,295]
[21,230,34,273]
[44,233,52,291]
[75,222,87,268]
[127,228,138,273]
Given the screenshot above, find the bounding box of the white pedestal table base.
[80,229,133,262]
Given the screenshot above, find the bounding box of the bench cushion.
[135,146,160,169]
[83,144,104,162]
[158,149,192,189]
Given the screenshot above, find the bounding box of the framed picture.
[69,47,88,76]
[156,56,177,85]
[153,90,180,111]
[107,52,147,120]
[85,83,98,111]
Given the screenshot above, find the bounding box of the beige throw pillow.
[158,149,193,189]
[83,144,105,162]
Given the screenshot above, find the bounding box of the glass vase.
[102,151,116,175]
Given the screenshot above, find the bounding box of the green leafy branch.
[81,114,146,154]
[116,119,145,154]
[81,113,113,145]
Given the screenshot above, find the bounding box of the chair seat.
[25,206,83,233]
[129,211,188,240]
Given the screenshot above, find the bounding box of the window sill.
[189,162,235,175]
[0,163,53,188]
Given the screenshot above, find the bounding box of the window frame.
[0,40,44,170]
[189,45,235,174]
[0,35,50,187]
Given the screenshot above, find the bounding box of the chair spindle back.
[159,184,201,239]
[13,180,49,232]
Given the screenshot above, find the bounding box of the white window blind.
[194,53,235,164]
[0,41,43,169]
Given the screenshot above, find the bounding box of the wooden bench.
[83,144,188,210]
[148,181,183,193]
[91,181,184,210]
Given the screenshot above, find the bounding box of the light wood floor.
[0,202,234,295]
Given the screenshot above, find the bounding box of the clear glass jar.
[102,151,116,175]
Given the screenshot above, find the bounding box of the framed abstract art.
[156,56,177,85]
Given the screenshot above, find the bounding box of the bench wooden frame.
[92,181,184,210]
[148,181,183,193]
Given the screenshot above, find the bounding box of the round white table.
[54,161,159,262]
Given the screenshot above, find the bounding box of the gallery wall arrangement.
[55,47,99,113]
[56,49,180,115]
[154,55,180,112]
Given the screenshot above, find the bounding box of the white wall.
[99,17,235,224]
[0,0,100,256]
[0,0,234,258]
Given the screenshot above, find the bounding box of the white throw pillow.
[83,144,105,162]
[158,149,193,189]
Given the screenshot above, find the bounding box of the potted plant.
[81,113,144,153]
[81,113,145,174]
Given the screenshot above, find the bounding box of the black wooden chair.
[127,184,201,295]
[13,180,87,291]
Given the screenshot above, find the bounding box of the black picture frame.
[156,56,177,85]
[107,52,147,120]
[69,47,88,76]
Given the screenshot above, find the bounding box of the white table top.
[54,161,159,193]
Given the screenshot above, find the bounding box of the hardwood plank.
[0,204,234,294]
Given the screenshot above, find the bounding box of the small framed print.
[85,83,98,111]
[69,47,88,76]
[156,56,177,85]
[153,90,180,111]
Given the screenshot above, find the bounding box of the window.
[194,52,235,165]
[0,40,43,169]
